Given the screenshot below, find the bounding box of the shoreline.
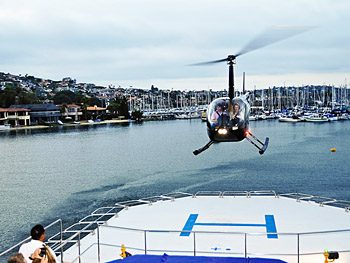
[8,119,133,130]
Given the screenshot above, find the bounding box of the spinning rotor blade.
[188,58,229,66]
[235,25,314,57]
[189,25,314,66]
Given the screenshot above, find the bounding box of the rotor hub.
[227,55,236,64]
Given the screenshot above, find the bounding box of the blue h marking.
[180,214,278,239]
[265,215,278,238]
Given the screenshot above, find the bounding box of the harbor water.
[0,119,350,253]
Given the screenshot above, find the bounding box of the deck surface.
[61,195,350,263]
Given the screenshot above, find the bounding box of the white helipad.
[59,191,350,263]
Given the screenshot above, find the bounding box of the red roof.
[86,106,106,111]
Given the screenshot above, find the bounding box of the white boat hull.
[0,124,10,130]
[279,117,301,122]
[305,118,328,122]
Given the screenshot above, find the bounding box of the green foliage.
[53,90,76,104]
[116,96,130,118]
[0,87,39,108]
[54,93,73,104]
[131,110,143,120]
[106,96,130,118]
[59,103,68,113]
[89,97,102,107]
[18,92,39,105]
[107,102,121,117]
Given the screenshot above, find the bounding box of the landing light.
[218,128,228,135]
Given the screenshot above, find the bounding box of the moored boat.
[0,124,10,130]
[278,116,302,122]
[249,115,257,121]
[305,113,329,122]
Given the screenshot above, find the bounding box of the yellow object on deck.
[120,244,126,258]
[120,244,132,258]
[324,250,339,263]
[331,148,336,152]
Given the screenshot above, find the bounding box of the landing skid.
[193,141,214,155]
[245,131,269,155]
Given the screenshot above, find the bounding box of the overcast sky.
[1,0,350,91]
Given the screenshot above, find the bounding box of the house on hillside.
[10,104,60,125]
[86,106,106,120]
[57,104,82,121]
[0,108,31,127]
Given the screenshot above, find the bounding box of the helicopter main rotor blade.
[235,25,314,57]
[188,58,229,66]
[189,25,314,66]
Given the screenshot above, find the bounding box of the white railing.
[65,224,350,263]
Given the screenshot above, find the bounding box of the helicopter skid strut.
[193,133,269,156]
[193,140,214,155]
[245,131,269,155]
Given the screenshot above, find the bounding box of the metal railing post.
[297,233,300,263]
[97,224,101,263]
[193,232,196,256]
[244,233,247,258]
[60,219,63,263]
[78,233,81,263]
[144,230,147,255]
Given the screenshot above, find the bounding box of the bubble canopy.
[207,97,250,142]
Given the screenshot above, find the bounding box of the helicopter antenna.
[243,72,246,94]
[189,25,314,100]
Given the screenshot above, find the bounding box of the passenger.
[18,225,57,263]
[7,253,26,263]
[210,103,227,129]
[230,103,241,129]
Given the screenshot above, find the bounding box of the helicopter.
[192,26,312,156]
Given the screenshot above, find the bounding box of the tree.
[89,96,102,107]
[116,96,130,118]
[18,91,39,105]
[0,88,16,107]
[59,103,68,114]
[0,87,38,107]
[131,110,143,121]
[53,90,76,104]
[107,102,121,118]
[53,93,72,104]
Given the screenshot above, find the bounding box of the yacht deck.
[59,191,350,263]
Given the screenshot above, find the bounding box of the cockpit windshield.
[207,97,249,130]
